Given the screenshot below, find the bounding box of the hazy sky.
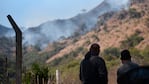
[0,0,103,28]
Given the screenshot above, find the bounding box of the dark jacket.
[117,61,139,84]
[117,66,149,84]
[80,52,108,84]
[117,61,139,79]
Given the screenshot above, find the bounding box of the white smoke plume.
[105,0,130,10]
[22,0,130,48]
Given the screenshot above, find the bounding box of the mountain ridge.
[1,0,130,48]
[45,0,149,63]
[23,0,112,46]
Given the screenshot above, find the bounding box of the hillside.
[46,0,149,63]
[44,0,149,83]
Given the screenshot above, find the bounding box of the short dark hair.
[89,43,100,56]
[120,49,131,60]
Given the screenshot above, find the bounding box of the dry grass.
[44,1,149,83]
[46,0,149,64]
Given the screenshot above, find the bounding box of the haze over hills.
[24,0,130,46]
[0,25,14,37]
[0,0,130,48]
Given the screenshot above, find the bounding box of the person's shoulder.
[90,56,105,63]
[90,55,102,59]
[90,56,99,60]
[80,59,85,64]
[96,56,105,62]
[98,56,104,60]
[133,62,139,66]
[81,58,91,65]
[130,61,139,67]
[117,65,124,74]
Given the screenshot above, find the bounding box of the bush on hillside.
[103,24,108,32]
[120,33,144,49]
[118,10,128,20]
[129,8,142,18]
[92,35,100,41]
[129,46,149,65]
[140,46,149,64]
[102,47,120,61]
[141,46,149,57]
[50,46,84,66]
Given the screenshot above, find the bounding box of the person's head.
[89,43,100,56]
[120,49,131,63]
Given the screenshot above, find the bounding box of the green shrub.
[141,46,149,57]
[129,47,149,65]
[59,59,81,84]
[103,47,120,57]
[106,59,119,69]
[140,46,149,64]
[129,48,144,63]
[50,47,84,66]
[121,33,144,49]
[92,35,100,41]
[23,63,49,84]
[102,47,120,61]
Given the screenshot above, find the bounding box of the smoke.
[22,0,130,49]
[5,30,15,37]
[40,20,77,41]
[105,0,130,10]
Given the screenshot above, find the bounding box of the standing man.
[80,43,108,84]
[117,49,139,84]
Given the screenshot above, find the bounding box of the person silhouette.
[117,49,139,84]
[80,43,108,84]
